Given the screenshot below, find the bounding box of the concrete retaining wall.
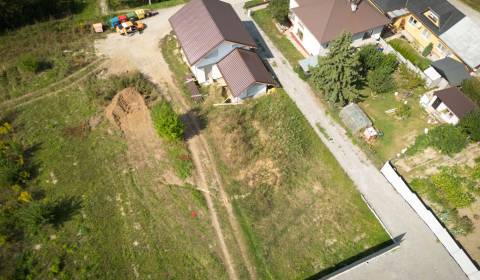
[381,161,480,280]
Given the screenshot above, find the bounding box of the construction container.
[118,15,128,22]
[110,17,120,28]
[135,9,145,19]
[127,12,137,21]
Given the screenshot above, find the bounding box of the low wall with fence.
[381,161,480,280]
[378,38,448,89]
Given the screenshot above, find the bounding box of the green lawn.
[204,91,391,279]
[388,38,431,70]
[110,0,188,12]
[0,75,227,279]
[251,9,304,66]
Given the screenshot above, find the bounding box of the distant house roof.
[217,49,274,97]
[370,0,464,36]
[431,57,470,86]
[339,103,372,134]
[169,0,256,65]
[434,87,476,118]
[370,0,480,69]
[291,0,389,44]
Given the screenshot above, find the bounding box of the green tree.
[459,110,480,141]
[151,101,184,141]
[367,67,396,93]
[461,78,480,107]
[358,44,383,71]
[268,0,289,23]
[422,43,433,57]
[310,32,362,105]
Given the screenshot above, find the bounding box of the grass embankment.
[204,91,390,279]
[251,9,304,66]
[388,38,431,70]
[0,74,226,279]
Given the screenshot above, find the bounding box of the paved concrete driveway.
[228,2,469,279]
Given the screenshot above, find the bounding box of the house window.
[436,43,447,53]
[421,28,431,39]
[425,10,440,25]
[408,16,418,26]
[296,29,304,41]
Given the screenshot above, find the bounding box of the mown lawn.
[0,76,227,279]
[204,91,391,279]
[251,8,304,66]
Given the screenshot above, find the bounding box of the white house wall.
[289,0,299,9]
[291,15,324,55]
[236,83,267,101]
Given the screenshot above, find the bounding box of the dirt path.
[0,58,104,111]
[95,7,256,279]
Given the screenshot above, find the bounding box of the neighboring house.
[422,87,476,125]
[370,0,480,70]
[288,0,389,56]
[431,57,470,87]
[169,0,273,101]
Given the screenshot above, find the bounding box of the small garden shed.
[340,103,372,134]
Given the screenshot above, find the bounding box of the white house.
[421,87,476,125]
[289,0,389,56]
[169,0,274,101]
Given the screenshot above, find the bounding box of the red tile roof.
[169,0,256,65]
[292,0,389,44]
[217,49,274,97]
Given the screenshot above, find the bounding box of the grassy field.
[251,9,304,66]
[204,91,390,279]
[110,0,188,12]
[0,74,227,279]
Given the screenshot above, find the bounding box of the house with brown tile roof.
[423,87,476,125]
[289,0,389,56]
[169,0,273,101]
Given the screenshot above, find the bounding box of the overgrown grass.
[405,124,468,156]
[205,90,390,279]
[0,19,103,102]
[160,34,193,101]
[251,9,304,66]
[110,0,187,11]
[388,38,431,70]
[0,74,226,279]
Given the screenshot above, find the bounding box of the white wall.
[289,0,299,9]
[233,83,267,102]
[290,14,324,55]
[190,41,251,85]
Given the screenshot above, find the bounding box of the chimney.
[350,0,361,12]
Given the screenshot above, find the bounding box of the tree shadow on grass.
[305,233,405,280]
[47,196,83,228]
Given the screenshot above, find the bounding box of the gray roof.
[169,0,256,65]
[217,49,274,97]
[435,87,476,119]
[431,57,470,86]
[370,0,465,36]
[298,55,319,72]
[340,103,372,134]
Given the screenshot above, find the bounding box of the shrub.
[389,39,430,70]
[408,124,468,156]
[397,64,425,90]
[293,64,307,80]
[17,54,41,73]
[459,110,480,141]
[358,45,383,71]
[461,78,480,107]
[432,167,475,208]
[367,67,396,93]
[268,0,289,23]
[151,101,185,141]
[380,53,398,74]
[422,43,433,57]
[395,103,411,119]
